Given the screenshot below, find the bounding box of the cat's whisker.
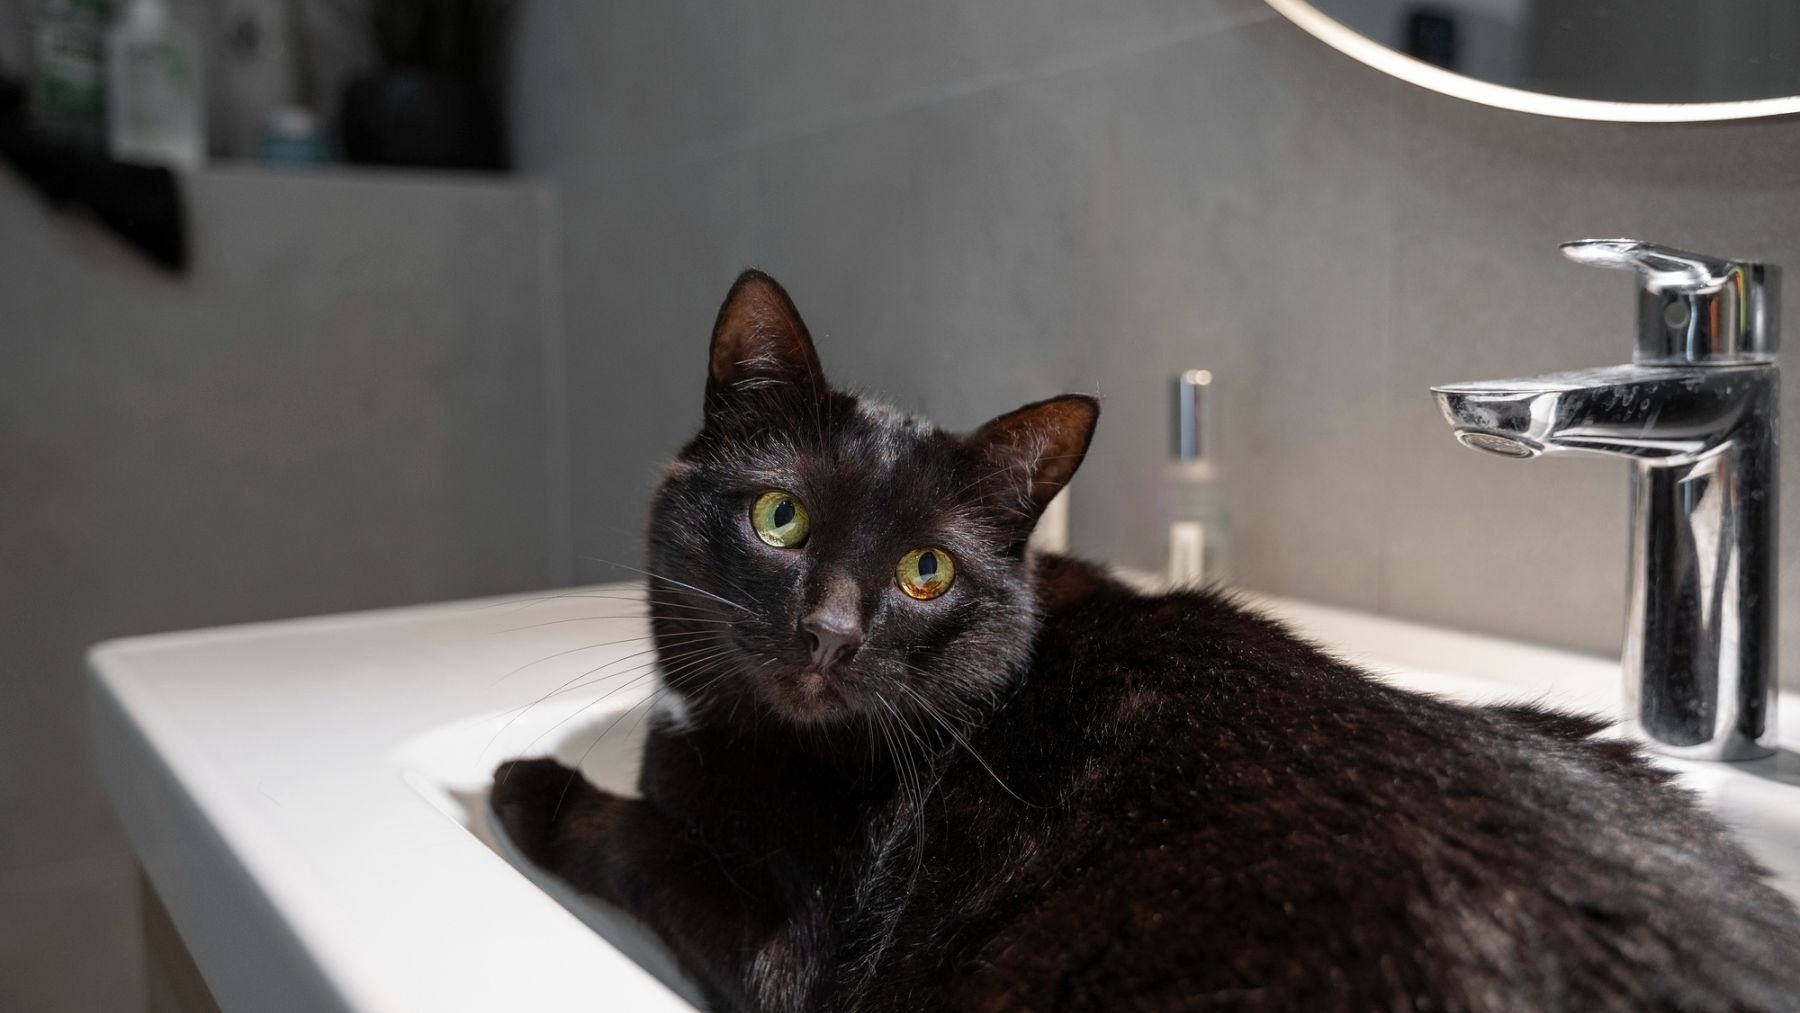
[878,692,938,761]
[537,635,719,695]
[530,641,729,706]
[864,699,880,767]
[871,701,915,800]
[548,656,737,816]
[468,589,650,615]
[580,556,754,614]
[657,580,753,616]
[516,643,735,761]
[869,701,904,804]
[889,658,993,730]
[864,706,912,881]
[489,614,641,635]
[494,612,736,635]
[711,571,761,615]
[894,681,1044,810]
[481,635,721,755]
[672,664,739,713]
[544,688,663,821]
[471,590,727,620]
[607,642,737,698]
[521,672,661,763]
[615,681,685,744]
[486,663,658,760]
[872,694,932,880]
[861,648,996,722]
[486,632,667,687]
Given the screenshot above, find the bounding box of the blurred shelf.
[192,160,543,195]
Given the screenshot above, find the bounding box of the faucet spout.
[1435,358,1778,761]
[1433,364,1770,463]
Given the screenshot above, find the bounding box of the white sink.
[394,668,705,1007]
[90,582,1800,1013]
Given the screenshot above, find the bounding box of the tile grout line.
[1373,74,1402,620]
[735,7,1284,154]
[535,183,575,588]
[603,7,1282,177]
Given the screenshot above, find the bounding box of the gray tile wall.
[6,4,1794,1008]
[512,1,1800,690]
[0,166,556,1011]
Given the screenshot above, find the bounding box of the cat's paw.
[489,757,585,864]
[490,758,630,905]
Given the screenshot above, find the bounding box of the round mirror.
[1265,0,1800,121]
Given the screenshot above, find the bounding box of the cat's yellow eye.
[896,547,955,600]
[751,490,810,547]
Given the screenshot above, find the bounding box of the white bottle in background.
[1164,369,1231,587]
[106,0,204,169]
[1028,486,1072,555]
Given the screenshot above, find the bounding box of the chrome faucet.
[1433,239,1780,761]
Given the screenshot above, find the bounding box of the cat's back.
[911,556,1800,1012]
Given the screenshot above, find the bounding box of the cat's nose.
[801,612,864,670]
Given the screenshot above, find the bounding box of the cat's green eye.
[751,490,810,547]
[896,547,955,600]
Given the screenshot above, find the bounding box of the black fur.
[493,270,1800,1012]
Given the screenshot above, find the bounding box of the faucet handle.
[1560,238,1779,364]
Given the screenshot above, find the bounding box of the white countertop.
[89,582,1800,1012]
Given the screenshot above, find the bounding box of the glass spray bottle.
[1165,369,1231,587]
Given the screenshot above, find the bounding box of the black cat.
[493,270,1800,1012]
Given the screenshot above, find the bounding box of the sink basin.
[394,670,705,1007]
[90,581,1800,1012]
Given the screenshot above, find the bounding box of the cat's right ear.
[705,270,826,410]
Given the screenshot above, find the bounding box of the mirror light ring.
[1265,0,1800,124]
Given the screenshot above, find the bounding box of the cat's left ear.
[705,270,826,405]
[972,394,1100,516]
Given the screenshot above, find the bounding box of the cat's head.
[646,270,1097,735]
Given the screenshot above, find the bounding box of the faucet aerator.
[1454,431,1539,458]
